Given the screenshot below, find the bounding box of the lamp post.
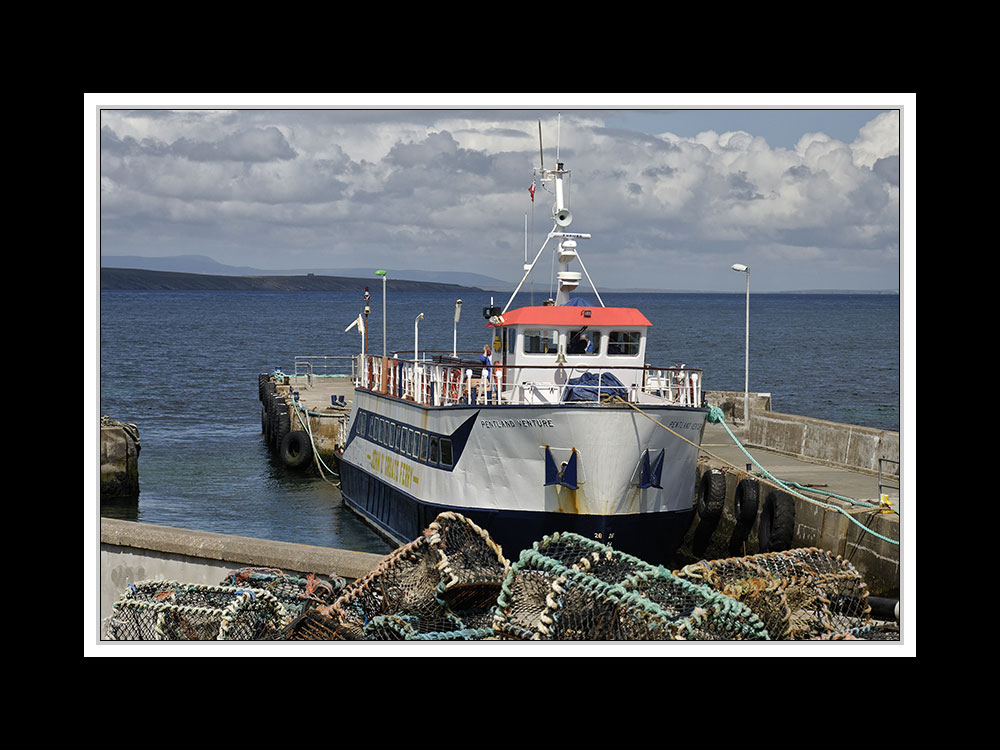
[375,270,387,357]
[414,313,424,362]
[731,264,750,425]
[453,299,462,357]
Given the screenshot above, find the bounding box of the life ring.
[696,468,726,520]
[758,490,795,552]
[280,430,313,469]
[733,478,760,526]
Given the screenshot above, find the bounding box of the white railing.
[294,355,357,383]
[356,355,702,408]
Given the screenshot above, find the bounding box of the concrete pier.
[686,420,900,597]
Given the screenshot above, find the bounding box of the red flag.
[528,181,535,202]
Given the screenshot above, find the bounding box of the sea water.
[96,289,900,551]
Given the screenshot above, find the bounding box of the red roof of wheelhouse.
[489,306,653,328]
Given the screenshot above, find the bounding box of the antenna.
[538,120,544,170]
[524,214,528,265]
[556,113,561,163]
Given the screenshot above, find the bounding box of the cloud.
[97,108,901,290]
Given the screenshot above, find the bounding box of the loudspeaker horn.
[555,208,573,227]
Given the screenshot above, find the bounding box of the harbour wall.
[98,518,385,638]
[703,391,899,477]
[744,409,899,477]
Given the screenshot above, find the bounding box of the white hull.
[338,389,707,562]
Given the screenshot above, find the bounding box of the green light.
[375,270,386,276]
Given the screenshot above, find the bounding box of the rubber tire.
[272,410,291,451]
[733,479,760,526]
[280,430,313,469]
[758,490,795,552]
[696,469,726,520]
[727,525,750,557]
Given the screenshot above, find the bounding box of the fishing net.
[673,547,877,640]
[107,580,293,641]
[219,568,344,618]
[491,532,770,641]
[282,512,509,641]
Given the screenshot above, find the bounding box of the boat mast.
[502,118,605,313]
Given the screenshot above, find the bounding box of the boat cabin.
[487,304,654,403]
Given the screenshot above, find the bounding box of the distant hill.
[100,254,517,291]
[100,267,480,293]
[99,255,898,295]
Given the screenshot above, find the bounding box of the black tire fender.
[280,430,313,469]
[733,478,760,526]
[272,409,291,451]
[758,490,795,552]
[696,468,726,520]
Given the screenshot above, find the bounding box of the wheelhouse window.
[607,331,641,356]
[419,433,428,462]
[429,435,440,465]
[523,328,559,354]
[568,329,600,355]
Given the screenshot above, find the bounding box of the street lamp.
[375,270,387,357]
[731,263,750,425]
[414,312,424,362]
[453,299,462,357]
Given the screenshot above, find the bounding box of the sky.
[89,94,910,293]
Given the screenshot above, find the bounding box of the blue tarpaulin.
[562,372,627,402]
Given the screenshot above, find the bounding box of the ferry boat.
[336,138,709,565]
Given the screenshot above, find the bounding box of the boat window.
[607,331,641,356]
[357,412,366,435]
[396,425,404,452]
[420,433,428,462]
[389,422,396,447]
[440,438,453,467]
[568,329,601,355]
[408,429,415,457]
[506,328,515,355]
[429,435,440,465]
[523,328,559,354]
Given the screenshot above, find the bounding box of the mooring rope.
[291,400,341,486]
[611,397,899,546]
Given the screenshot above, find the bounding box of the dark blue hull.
[339,459,694,566]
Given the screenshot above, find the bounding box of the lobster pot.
[219,568,344,618]
[107,581,292,641]
[284,512,509,641]
[673,547,875,640]
[492,532,770,641]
